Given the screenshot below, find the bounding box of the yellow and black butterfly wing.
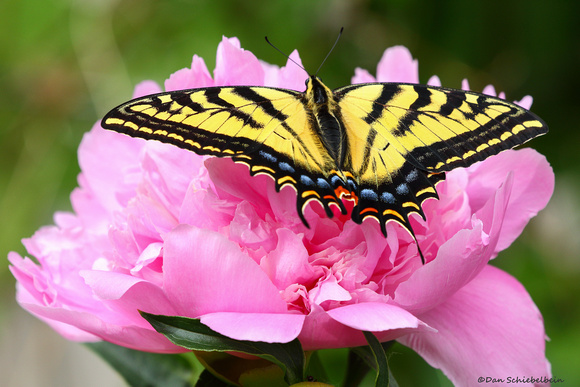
[102,81,548,241]
[101,86,349,224]
[336,83,548,235]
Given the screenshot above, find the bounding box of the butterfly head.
[306,76,334,105]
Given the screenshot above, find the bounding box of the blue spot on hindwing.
[278,162,295,173]
[346,179,357,191]
[300,175,315,186]
[396,183,409,195]
[330,175,344,186]
[381,192,396,204]
[259,150,277,163]
[317,178,331,189]
[360,189,378,201]
[406,169,419,182]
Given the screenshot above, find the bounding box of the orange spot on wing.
[360,207,379,215]
[334,187,358,205]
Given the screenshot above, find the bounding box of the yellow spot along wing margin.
[101,86,348,226]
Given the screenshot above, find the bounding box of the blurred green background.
[1,0,578,385]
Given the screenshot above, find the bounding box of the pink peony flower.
[9,38,553,384]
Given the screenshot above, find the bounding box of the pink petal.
[515,95,533,109]
[81,270,177,323]
[273,50,308,91]
[466,149,554,252]
[206,158,300,230]
[327,302,430,332]
[132,241,163,274]
[163,225,287,316]
[266,184,304,228]
[133,80,162,97]
[395,174,513,314]
[21,302,184,353]
[394,222,487,313]
[261,61,281,87]
[427,75,441,86]
[260,229,316,289]
[299,303,432,350]
[81,125,145,213]
[9,265,99,343]
[11,244,104,309]
[482,84,497,96]
[351,67,376,84]
[140,140,204,207]
[178,187,233,229]
[228,201,277,251]
[461,79,470,90]
[200,312,305,343]
[311,274,353,304]
[398,265,550,386]
[376,46,419,83]
[165,55,214,91]
[206,158,271,208]
[214,37,264,86]
[421,167,472,244]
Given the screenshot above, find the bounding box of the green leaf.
[347,339,399,387]
[342,348,372,387]
[140,312,305,385]
[362,333,397,387]
[195,369,234,387]
[304,351,330,384]
[195,351,287,387]
[387,342,443,386]
[86,341,195,387]
[389,372,400,387]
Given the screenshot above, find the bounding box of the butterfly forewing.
[337,83,548,172]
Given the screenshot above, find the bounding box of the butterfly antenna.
[264,35,307,74]
[315,27,344,76]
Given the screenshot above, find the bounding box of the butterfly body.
[303,76,346,168]
[102,74,547,255]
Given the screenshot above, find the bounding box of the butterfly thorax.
[304,76,347,168]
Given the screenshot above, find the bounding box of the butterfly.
[101,65,547,262]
